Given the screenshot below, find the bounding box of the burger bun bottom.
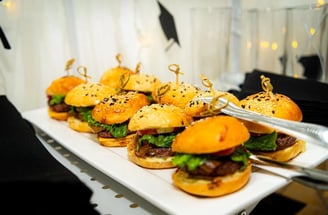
[67,116,97,133]
[172,162,252,197]
[98,133,136,147]
[127,141,175,169]
[48,108,69,121]
[255,139,306,162]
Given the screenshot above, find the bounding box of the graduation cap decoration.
[0,0,11,50]
[157,1,180,51]
[0,26,11,49]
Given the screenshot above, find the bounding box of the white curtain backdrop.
[0,0,322,112]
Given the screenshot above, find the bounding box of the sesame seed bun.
[152,82,202,108]
[127,104,193,169]
[240,92,302,122]
[240,91,305,161]
[91,91,149,147]
[64,82,118,133]
[64,82,118,107]
[128,104,193,131]
[123,73,161,93]
[172,116,250,154]
[239,92,302,134]
[184,90,240,118]
[99,66,133,89]
[92,91,149,125]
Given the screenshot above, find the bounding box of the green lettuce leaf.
[50,94,65,105]
[172,154,207,171]
[82,108,128,138]
[244,131,278,151]
[172,146,251,171]
[230,146,251,170]
[137,134,176,150]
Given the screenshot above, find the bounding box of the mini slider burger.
[45,59,85,120]
[90,91,149,147]
[240,75,306,162]
[171,115,252,197]
[151,64,201,108]
[184,90,239,118]
[100,53,134,89]
[122,63,161,103]
[184,74,240,118]
[64,80,118,133]
[127,103,193,169]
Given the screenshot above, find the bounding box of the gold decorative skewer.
[134,62,141,74]
[65,58,75,76]
[199,74,228,116]
[260,75,274,97]
[156,84,170,103]
[200,74,216,95]
[116,53,122,67]
[168,64,184,84]
[119,61,140,90]
[119,71,130,90]
[155,64,183,102]
[77,66,91,82]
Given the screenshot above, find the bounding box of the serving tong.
[193,96,328,190]
[250,154,328,190]
[194,96,328,148]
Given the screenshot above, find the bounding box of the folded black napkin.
[0,96,99,214]
[231,69,328,127]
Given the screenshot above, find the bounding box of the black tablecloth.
[0,96,99,214]
[231,70,328,127]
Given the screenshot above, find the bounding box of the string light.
[1,0,13,9]
[309,27,316,35]
[271,42,278,50]
[291,40,298,49]
[260,40,270,49]
[246,41,252,49]
[317,0,325,6]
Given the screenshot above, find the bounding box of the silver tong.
[250,154,328,190]
[194,96,328,149]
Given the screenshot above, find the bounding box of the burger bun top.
[239,91,303,133]
[184,90,240,117]
[64,82,118,107]
[172,115,250,154]
[152,82,201,108]
[46,75,85,96]
[128,103,193,131]
[123,73,161,93]
[92,91,149,125]
[100,66,133,89]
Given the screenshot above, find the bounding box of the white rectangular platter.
[22,108,328,215]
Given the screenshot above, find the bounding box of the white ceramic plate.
[22,108,328,215]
